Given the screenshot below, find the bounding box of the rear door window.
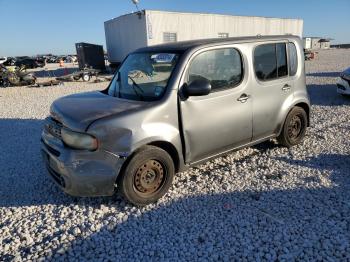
[276,43,288,77]
[254,44,277,81]
[254,43,289,81]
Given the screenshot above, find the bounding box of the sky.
[0,0,349,56]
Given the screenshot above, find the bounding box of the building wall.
[320,42,330,49]
[146,10,303,46]
[304,38,312,49]
[308,38,330,50]
[104,13,148,64]
[105,10,304,63]
[311,38,321,49]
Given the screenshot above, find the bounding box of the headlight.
[61,128,98,151]
[342,74,350,81]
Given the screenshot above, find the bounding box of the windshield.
[108,52,179,101]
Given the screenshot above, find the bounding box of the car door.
[252,42,294,140]
[179,46,252,164]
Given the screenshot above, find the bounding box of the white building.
[303,37,332,50]
[104,10,303,65]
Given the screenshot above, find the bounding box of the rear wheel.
[82,73,91,82]
[118,146,174,206]
[277,106,308,148]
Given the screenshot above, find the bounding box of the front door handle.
[237,94,250,103]
[282,84,291,91]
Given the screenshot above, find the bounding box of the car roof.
[134,35,300,54]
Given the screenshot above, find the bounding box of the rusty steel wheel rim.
[134,160,165,196]
[287,115,302,141]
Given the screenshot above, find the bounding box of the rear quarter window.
[288,42,298,76]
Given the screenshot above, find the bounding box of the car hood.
[342,67,350,76]
[50,91,146,131]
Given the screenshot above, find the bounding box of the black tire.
[73,75,81,81]
[0,79,10,88]
[277,106,308,148]
[118,146,175,206]
[82,73,91,82]
[4,79,11,88]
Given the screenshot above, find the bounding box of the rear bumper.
[41,129,126,197]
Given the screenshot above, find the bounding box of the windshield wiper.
[128,75,145,101]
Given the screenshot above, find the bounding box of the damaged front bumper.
[41,128,126,197]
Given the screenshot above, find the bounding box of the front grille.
[48,166,66,188]
[47,143,60,157]
[337,84,346,91]
[45,117,62,139]
[42,150,66,188]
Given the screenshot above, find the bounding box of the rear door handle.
[237,94,250,103]
[282,84,291,91]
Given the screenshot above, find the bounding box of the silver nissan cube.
[41,35,310,206]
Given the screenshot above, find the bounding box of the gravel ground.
[1,49,350,261]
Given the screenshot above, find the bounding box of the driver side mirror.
[183,79,211,97]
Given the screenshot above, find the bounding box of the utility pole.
[131,0,140,11]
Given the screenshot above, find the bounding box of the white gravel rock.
[0,50,350,261]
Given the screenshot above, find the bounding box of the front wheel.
[118,146,175,206]
[277,106,308,148]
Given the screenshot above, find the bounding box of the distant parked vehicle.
[47,56,58,63]
[337,68,350,96]
[42,35,310,206]
[15,57,44,69]
[54,56,66,63]
[16,56,31,60]
[3,57,16,66]
[64,55,77,63]
[35,57,46,67]
[0,57,7,64]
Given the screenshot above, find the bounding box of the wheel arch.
[120,140,181,177]
[277,101,310,136]
[147,141,180,173]
[293,102,310,127]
